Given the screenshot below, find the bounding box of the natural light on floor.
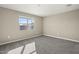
[7,42,37,54]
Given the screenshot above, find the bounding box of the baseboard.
[44,34,79,43]
[0,34,42,46]
[1,34,79,46]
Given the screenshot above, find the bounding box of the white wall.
[43,9,79,41]
[0,7,43,45]
[0,8,3,43]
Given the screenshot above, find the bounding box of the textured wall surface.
[0,7,43,45]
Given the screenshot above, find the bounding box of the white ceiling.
[0,4,79,17]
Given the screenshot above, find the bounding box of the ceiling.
[0,4,79,17]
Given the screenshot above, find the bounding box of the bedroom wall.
[0,8,3,43]
[0,7,43,45]
[43,9,79,41]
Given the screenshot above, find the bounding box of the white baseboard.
[44,34,79,43]
[1,34,79,46]
[0,34,42,46]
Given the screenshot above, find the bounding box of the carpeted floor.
[0,35,79,54]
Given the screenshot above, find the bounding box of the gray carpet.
[0,35,79,54]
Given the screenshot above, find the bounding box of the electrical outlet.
[8,36,10,39]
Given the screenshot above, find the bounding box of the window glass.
[19,17,28,25]
[19,17,34,30]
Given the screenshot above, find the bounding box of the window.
[19,16,34,30]
[28,18,34,30]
